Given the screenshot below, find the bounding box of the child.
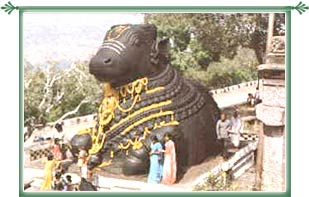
[77,147,88,177]
[53,171,64,191]
[63,175,75,191]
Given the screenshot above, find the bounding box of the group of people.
[216,111,243,159]
[42,130,177,190]
[40,152,77,191]
[40,111,243,189]
[147,133,177,185]
[40,123,93,191]
[247,87,262,106]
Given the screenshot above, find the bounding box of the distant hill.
[23,13,144,68]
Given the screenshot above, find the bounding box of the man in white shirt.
[53,123,65,141]
[254,87,262,105]
[230,111,243,148]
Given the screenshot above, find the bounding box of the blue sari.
[147,142,163,183]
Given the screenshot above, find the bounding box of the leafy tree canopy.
[145,13,285,68]
[24,60,102,127]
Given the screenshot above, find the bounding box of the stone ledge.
[209,80,259,95]
[258,64,285,71]
[256,104,285,126]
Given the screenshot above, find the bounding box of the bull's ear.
[157,38,170,56]
[150,38,170,65]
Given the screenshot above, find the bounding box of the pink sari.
[52,144,62,161]
[162,140,177,185]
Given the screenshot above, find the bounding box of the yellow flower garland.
[85,77,179,168]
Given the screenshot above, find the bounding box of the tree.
[145,13,285,68]
[144,13,284,89]
[24,60,102,128]
[184,47,259,89]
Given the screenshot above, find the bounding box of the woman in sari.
[147,136,163,184]
[41,153,59,190]
[52,138,63,161]
[161,133,177,185]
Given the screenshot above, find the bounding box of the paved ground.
[23,139,256,192]
[24,156,256,192]
[178,156,224,187]
[23,167,190,192]
[24,162,256,192]
[233,167,256,191]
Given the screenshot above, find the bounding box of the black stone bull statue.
[70,24,221,177]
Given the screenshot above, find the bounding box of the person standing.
[161,133,177,185]
[247,93,255,106]
[254,87,262,105]
[81,161,88,179]
[53,171,65,191]
[147,136,164,184]
[61,148,74,173]
[77,147,88,178]
[52,138,63,161]
[54,123,70,159]
[52,123,65,145]
[41,153,58,191]
[230,111,243,148]
[49,123,65,160]
[216,112,231,159]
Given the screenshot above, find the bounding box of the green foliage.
[193,172,236,191]
[183,47,258,89]
[146,13,285,67]
[24,61,102,127]
[145,13,267,89]
[169,39,210,72]
[24,64,47,125]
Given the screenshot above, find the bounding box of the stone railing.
[192,141,258,187]
[209,80,259,95]
[47,113,97,128]
[24,113,97,138]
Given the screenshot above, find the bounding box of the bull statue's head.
[89,24,169,87]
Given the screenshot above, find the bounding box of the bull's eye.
[135,39,141,46]
[103,58,112,64]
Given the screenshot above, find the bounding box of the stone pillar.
[256,36,286,191]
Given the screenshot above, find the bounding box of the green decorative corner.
[1,1,18,15]
[292,1,309,14]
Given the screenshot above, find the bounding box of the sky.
[23,13,144,66]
